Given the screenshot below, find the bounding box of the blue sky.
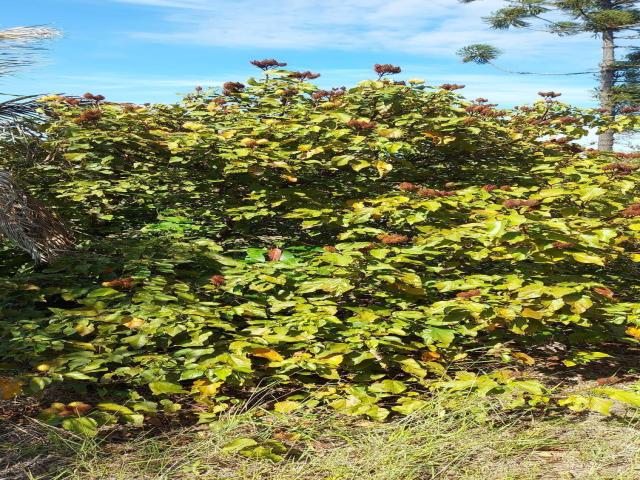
[2,0,604,107]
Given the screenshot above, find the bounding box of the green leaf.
[61,417,98,437]
[149,381,186,395]
[222,438,258,453]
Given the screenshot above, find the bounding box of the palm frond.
[0,170,74,264]
[0,26,61,76]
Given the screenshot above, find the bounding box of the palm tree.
[0,26,75,264]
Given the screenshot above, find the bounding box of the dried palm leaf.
[0,170,74,264]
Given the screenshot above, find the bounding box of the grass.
[2,392,640,480]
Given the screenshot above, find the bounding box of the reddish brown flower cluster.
[620,105,640,114]
[548,137,570,144]
[267,248,283,261]
[552,241,574,250]
[280,88,299,97]
[83,92,105,102]
[603,162,639,175]
[102,277,135,290]
[223,81,245,95]
[440,84,465,91]
[465,104,502,116]
[377,233,410,245]
[250,58,287,70]
[289,71,321,81]
[503,198,540,209]
[555,116,578,124]
[347,119,377,130]
[122,103,138,112]
[457,289,481,299]
[399,182,419,192]
[621,203,640,217]
[482,185,512,192]
[417,188,456,198]
[62,96,81,106]
[311,87,346,101]
[374,63,402,77]
[616,152,640,160]
[76,109,102,123]
[209,275,225,286]
[474,98,489,103]
[597,108,611,114]
[323,246,338,253]
[538,91,562,98]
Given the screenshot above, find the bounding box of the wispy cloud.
[109,0,598,66]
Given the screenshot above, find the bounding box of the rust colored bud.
[323,246,338,253]
[483,185,498,192]
[209,275,225,286]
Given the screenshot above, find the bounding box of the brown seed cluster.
[311,87,346,101]
[399,182,419,192]
[620,105,640,114]
[616,152,640,160]
[374,63,402,77]
[83,92,105,101]
[323,246,338,253]
[250,58,287,70]
[440,84,465,91]
[465,104,503,117]
[621,203,640,217]
[76,109,102,123]
[555,116,578,124]
[288,71,321,81]
[457,289,481,299]
[377,233,410,245]
[552,241,574,250]
[223,81,245,95]
[347,119,377,130]
[503,198,540,209]
[417,188,456,198]
[482,185,513,192]
[538,91,562,98]
[603,162,639,175]
[209,275,225,286]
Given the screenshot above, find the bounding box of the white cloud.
[108,0,599,68]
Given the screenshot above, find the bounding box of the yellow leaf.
[513,352,535,366]
[274,400,302,413]
[626,326,640,339]
[124,317,145,329]
[521,308,544,320]
[250,347,284,362]
[193,380,223,397]
[375,160,393,178]
[0,377,24,400]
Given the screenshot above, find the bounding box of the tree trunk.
[598,28,616,151]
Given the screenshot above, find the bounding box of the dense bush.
[1,63,640,433]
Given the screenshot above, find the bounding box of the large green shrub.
[1,63,640,432]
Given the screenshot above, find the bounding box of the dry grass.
[2,393,640,480]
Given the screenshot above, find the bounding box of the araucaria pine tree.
[458,0,640,151]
